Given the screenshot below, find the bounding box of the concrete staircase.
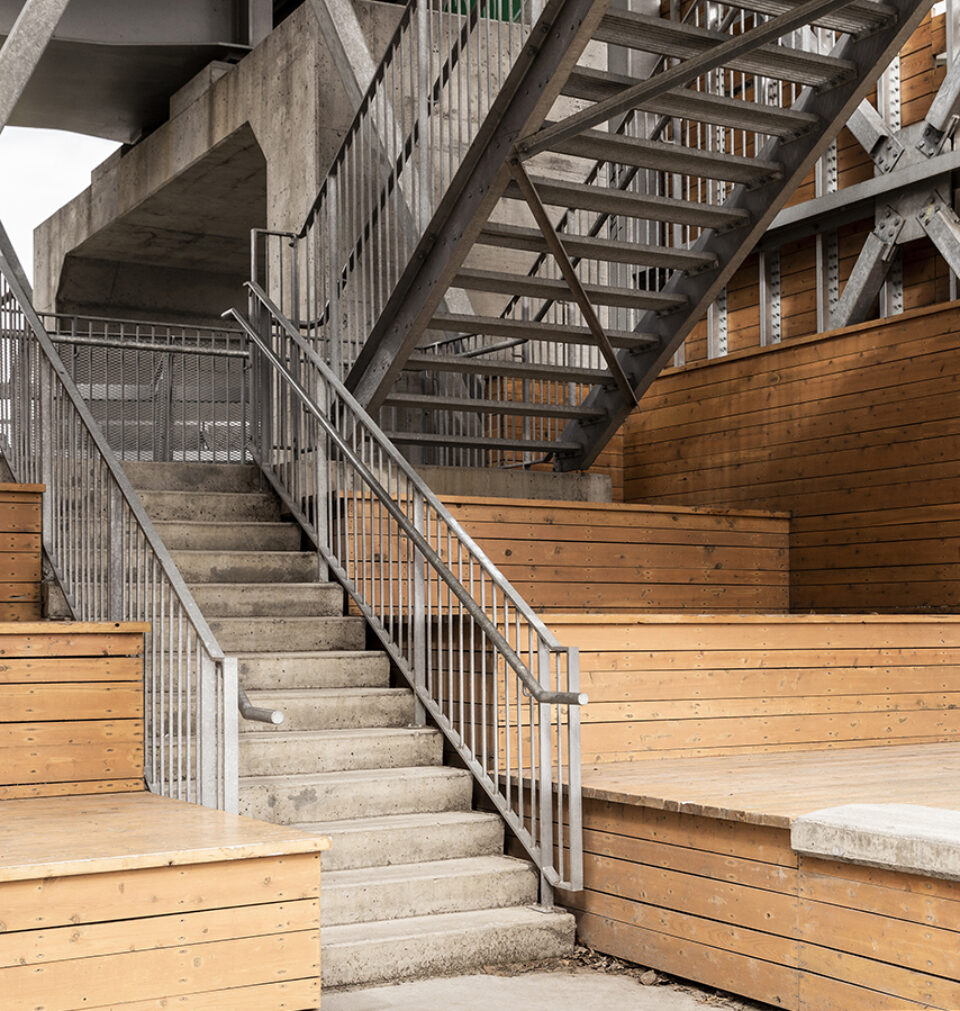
[124,460,575,987]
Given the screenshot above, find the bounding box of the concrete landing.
[419,465,612,502]
[324,968,745,1011]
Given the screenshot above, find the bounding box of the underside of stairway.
[261,0,933,477]
[124,460,574,988]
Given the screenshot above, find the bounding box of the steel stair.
[263,0,932,472]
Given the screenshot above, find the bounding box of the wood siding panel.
[0,624,147,796]
[0,485,43,620]
[624,301,960,612]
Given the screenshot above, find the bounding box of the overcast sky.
[0,127,119,282]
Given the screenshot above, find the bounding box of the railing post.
[314,378,330,581]
[221,656,240,814]
[107,480,124,621]
[199,651,223,810]
[537,639,555,910]
[412,490,427,726]
[38,361,53,537]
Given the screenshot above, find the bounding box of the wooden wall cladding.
[543,615,960,763]
[0,483,43,621]
[563,799,960,1010]
[0,793,325,1011]
[444,496,789,613]
[0,622,148,799]
[623,300,960,612]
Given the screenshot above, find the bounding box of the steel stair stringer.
[555,0,934,472]
[345,0,614,412]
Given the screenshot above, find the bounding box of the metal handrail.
[0,249,243,809]
[227,280,585,893]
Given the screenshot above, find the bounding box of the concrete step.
[298,811,504,871]
[124,461,261,493]
[323,855,537,927]
[239,726,441,776]
[322,906,576,988]
[190,582,342,617]
[239,766,473,823]
[240,687,413,731]
[237,650,390,690]
[210,616,365,652]
[138,490,279,522]
[155,521,301,552]
[172,550,317,583]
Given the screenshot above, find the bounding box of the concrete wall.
[33,1,404,321]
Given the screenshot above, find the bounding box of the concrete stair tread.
[174,549,314,559]
[322,905,576,986]
[325,904,573,944]
[234,649,385,660]
[245,687,410,701]
[325,854,532,888]
[240,726,435,744]
[240,766,470,788]
[295,811,501,835]
[124,461,260,492]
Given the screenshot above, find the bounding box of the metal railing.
[42,313,248,463]
[228,281,585,894]
[256,0,542,381]
[0,251,239,811]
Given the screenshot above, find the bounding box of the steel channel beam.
[0,0,69,132]
[917,191,960,276]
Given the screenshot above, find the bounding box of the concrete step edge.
[324,854,534,887]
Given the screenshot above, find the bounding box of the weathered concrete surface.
[33,0,404,319]
[324,968,729,1010]
[418,466,613,502]
[791,803,960,880]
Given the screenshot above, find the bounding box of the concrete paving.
[323,968,726,1010]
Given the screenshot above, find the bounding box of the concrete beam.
[0,0,69,132]
[308,0,377,107]
[792,804,960,881]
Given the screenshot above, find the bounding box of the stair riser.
[138,491,279,522]
[322,914,575,988]
[190,583,342,618]
[237,653,390,690]
[239,731,441,776]
[240,692,413,732]
[239,773,472,823]
[324,865,537,927]
[173,554,317,584]
[124,462,261,493]
[211,618,365,652]
[315,817,504,872]
[157,523,301,552]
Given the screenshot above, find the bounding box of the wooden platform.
[0,792,328,1010]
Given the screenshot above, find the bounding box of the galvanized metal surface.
[0,246,239,813]
[228,283,585,894]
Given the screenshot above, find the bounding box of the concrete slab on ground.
[323,968,726,1010]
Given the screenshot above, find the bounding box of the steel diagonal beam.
[346,0,613,411]
[555,0,935,472]
[506,158,639,407]
[918,58,960,155]
[830,209,904,328]
[917,191,960,275]
[516,0,860,159]
[847,99,905,171]
[0,0,71,133]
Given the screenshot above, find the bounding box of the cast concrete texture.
[791,803,960,880]
[324,969,723,1010]
[125,461,575,985]
[32,1,404,319]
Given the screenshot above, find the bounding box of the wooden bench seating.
[549,613,960,1010]
[0,621,328,1010]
